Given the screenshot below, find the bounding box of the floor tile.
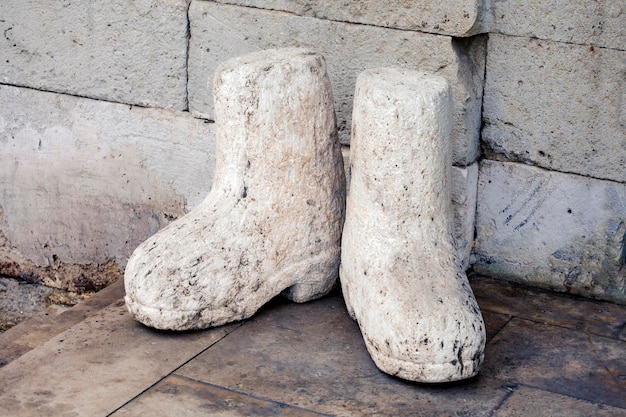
[178,293,508,417]
[112,374,329,416]
[2,275,621,416]
[0,298,239,416]
[258,289,510,344]
[481,310,511,342]
[0,280,125,367]
[470,275,626,340]
[494,385,626,416]
[482,317,626,409]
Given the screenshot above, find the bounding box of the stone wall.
[0,0,624,306]
[474,1,626,303]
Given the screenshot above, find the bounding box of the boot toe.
[362,314,485,383]
[353,276,486,383]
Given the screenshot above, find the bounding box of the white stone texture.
[211,0,487,37]
[125,49,346,330]
[0,0,189,109]
[342,149,477,270]
[473,161,626,304]
[0,85,215,291]
[340,68,485,383]
[188,2,486,166]
[486,0,626,51]
[482,34,626,184]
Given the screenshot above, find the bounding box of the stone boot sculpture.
[125,48,345,330]
[340,68,485,383]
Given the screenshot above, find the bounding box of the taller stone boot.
[340,68,485,383]
[124,48,345,330]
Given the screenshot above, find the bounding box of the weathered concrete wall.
[188,2,486,166]
[0,85,215,292]
[474,161,626,304]
[0,0,190,109]
[477,2,626,303]
[212,0,488,37]
[482,34,626,183]
[486,0,625,51]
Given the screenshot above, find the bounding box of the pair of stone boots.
[124,48,485,383]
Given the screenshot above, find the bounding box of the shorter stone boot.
[340,68,485,383]
[124,48,345,330]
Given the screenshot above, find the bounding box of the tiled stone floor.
[0,274,624,416]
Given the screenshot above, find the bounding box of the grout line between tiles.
[478,304,626,342]
[487,384,519,417]
[583,332,625,389]
[513,383,626,412]
[170,373,334,417]
[501,316,626,345]
[486,314,514,343]
[105,322,244,416]
[613,320,626,340]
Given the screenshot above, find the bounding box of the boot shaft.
[350,68,454,240]
[212,48,341,204]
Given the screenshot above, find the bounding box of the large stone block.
[473,160,626,304]
[488,0,626,51]
[0,85,215,292]
[0,0,189,109]
[188,2,486,165]
[211,0,487,37]
[482,34,626,184]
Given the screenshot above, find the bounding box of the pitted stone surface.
[340,68,485,383]
[0,85,214,291]
[212,0,487,37]
[0,0,189,109]
[125,48,346,330]
[188,2,486,165]
[482,34,626,183]
[343,151,477,270]
[488,0,626,50]
[474,160,626,304]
